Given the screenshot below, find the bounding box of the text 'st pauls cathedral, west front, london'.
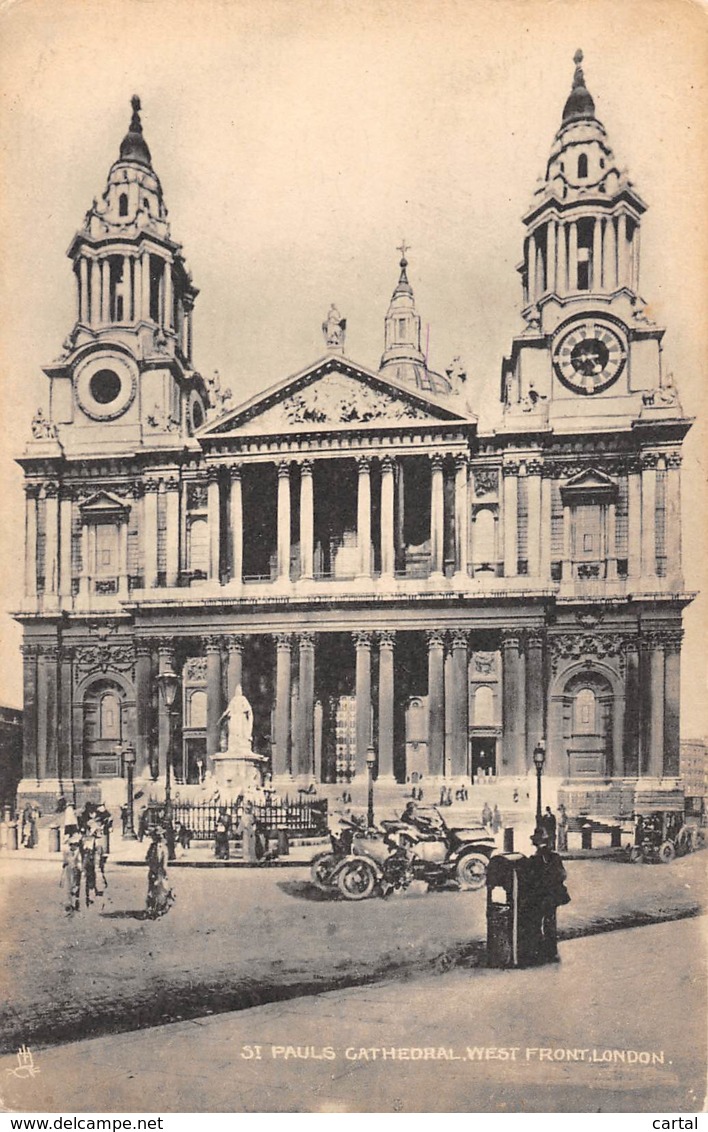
[16,53,693,819]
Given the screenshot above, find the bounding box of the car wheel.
[310,851,337,889]
[336,859,378,900]
[455,852,488,890]
[658,841,676,863]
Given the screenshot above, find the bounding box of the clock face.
[553,322,626,395]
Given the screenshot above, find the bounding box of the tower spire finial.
[130,94,143,132]
[562,47,595,123]
[572,48,584,87]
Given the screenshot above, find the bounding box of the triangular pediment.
[78,490,130,515]
[561,467,618,499]
[199,355,475,438]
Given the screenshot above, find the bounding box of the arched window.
[118,193,129,217]
[578,153,588,178]
[188,689,207,728]
[407,698,427,743]
[99,690,122,740]
[574,687,596,734]
[474,685,494,727]
[189,517,209,574]
[473,508,496,564]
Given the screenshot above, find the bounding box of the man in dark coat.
[523,827,569,963]
[541,806,557,849]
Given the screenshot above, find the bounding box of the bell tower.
[40,97,213,454]
[501,52,679,431]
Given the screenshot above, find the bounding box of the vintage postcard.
[0,0,706,1116]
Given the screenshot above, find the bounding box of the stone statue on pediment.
[322,304,346,350]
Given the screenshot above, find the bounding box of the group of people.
[214,800,267,862]
[537,804,569,851]
[20,802,42,849]
[60,801,112,914]
[481,802,504,835]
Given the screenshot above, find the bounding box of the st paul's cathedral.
[16,52,692,818]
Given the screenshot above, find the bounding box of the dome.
[118,95,152,167]
[562,49,596,124]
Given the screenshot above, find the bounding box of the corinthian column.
[357,457,372,580]
[274,634,292,778]
[430,455,445,579]
[299,460,314,580]
[204,636,223,759]
[380,457,395,582]
[426,629,445,778]
[24,486,37,600]
[207,467,221,583]
[353,631,372,775]
[295,633,315,778]
[501,630,526,775]
[640,453,658,578]
[277,461,291,583]
[229,465,243,586]
[454,454,469,580]
[378,631,396,780]
[503,464,518,578]
[449,630,469,778]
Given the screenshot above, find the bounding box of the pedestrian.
[524,828,570,963]
[557,803,568,852]
[491,804,502,835]
[440,785,447,806]
[145,828,174,918]
[481,801,493,828]
[541,805,557,850]
[81,821,101,906]
[214,805,233,860]
[238,800,263,863]
[445,786,453,807]
[512,788,519,804]
[60,831,83,914]
[21,802,40,849]
[94,802,112,890]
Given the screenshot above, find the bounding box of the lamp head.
[366,746,376,769]
[123,744,136,767]
[533,741,546,771]
[157,668,179,708]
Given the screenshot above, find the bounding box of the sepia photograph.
[0,0,706,1117]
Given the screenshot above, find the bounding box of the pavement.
[1,915,705,1114]
[0,849,704,1059]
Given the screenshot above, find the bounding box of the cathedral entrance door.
[469,737,496,781]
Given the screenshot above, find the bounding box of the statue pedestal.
[210,742,267,796]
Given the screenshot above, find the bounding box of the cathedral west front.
[16,54,693,818]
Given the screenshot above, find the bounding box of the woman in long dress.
[145,828,175,918]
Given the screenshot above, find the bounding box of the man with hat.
[525,826,569,963]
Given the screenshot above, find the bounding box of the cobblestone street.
[0,851,704,1054]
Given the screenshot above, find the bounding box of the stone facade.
[16,60,693,815]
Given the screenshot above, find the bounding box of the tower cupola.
[379,246,450,395]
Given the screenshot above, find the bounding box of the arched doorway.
[562,671,614,777]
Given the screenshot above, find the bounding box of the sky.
[0,0,706,733]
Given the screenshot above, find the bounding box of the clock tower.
[501,51,679,430]
[40,96,218,456]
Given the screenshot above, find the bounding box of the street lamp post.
[366,745,376,829]
[122,744,137,839]
[156,668,179,862]
[533,741,546,829]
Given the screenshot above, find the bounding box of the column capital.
[666,452,683,470]
[156,638,176,660]
[449,629,469,650]
[643,628,682,652]
[226,633,245,654]
[299,458,314,477]
[357,456,371,474]
[297,631,316,652]
[228,463,242,481]
[525,627,546,648]
[144,479,161,494]
[203,634,223,654]
[164,475,179,491]
[626,456,642,475]
[430,453,444,473]
[135,638,153,658]
[378,629,396,650]
[275,633,292,652]
[426,628,446,649]
[640,451,660,471]
[206,465,221,483]
[24,483,39,499]
[44,481,60,499]
[454,453,468,472]
[277,460,291,479]
[526,459,543,477]
[503,461,520,477]
[58,645,74,663]
[38,644,60,661]
[352,630,373,650]
[620,635,641,657]
[380,455,396,475]
[500,628,522,650]
[20,642,40,658]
